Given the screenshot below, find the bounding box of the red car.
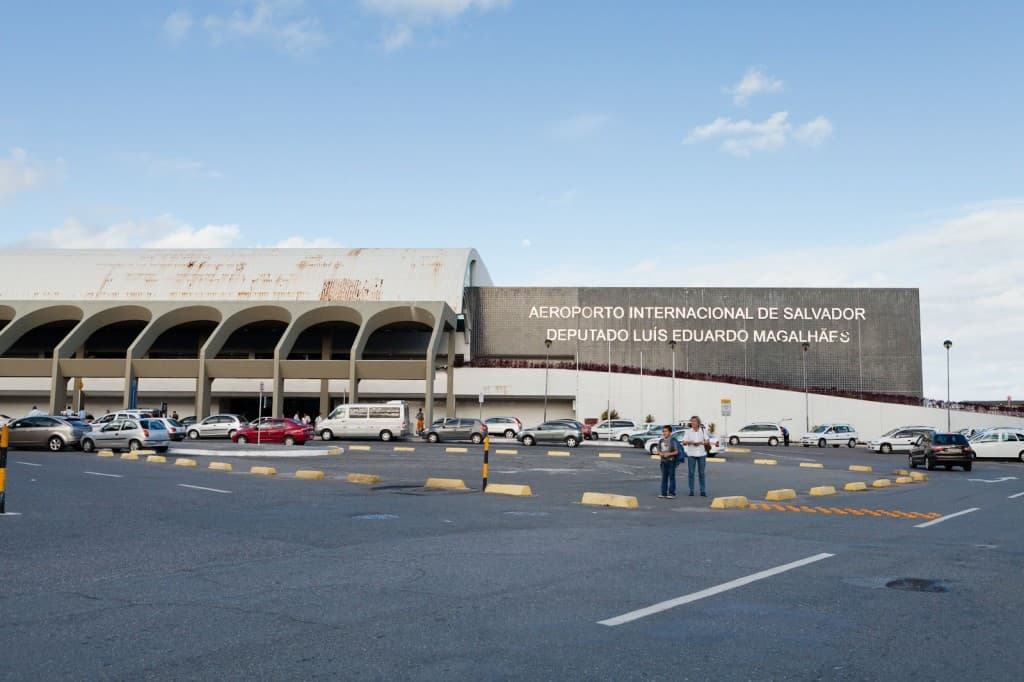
[231,418,313,446]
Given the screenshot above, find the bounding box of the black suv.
[909,432,973,471]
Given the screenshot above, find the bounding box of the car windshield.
[811,425,828,433]
[934,434,968,446]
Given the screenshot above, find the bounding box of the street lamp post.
[943,339,953,431]
[801,342,810,432]
[543,339,552,421]
[669,340,677,425]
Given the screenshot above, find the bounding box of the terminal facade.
[0,248,922,423]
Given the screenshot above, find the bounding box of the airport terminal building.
[0,248,953,433]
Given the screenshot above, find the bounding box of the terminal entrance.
[218,396,326,423]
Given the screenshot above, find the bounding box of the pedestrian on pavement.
[781,424,790,447]
[172,410,179,421]
[656,425,680,499]
[302,413,311,425]
[681,415,710,497]
[415,408,424,436]
[28,405,45,416]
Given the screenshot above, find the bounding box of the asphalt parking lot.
[2,438,1023,680]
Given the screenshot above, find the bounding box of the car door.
[971,431,1000,458]
[6,418,34,447]
[534,422,556,443]
[997,432,1020,458]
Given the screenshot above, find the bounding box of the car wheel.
[909,455,917,469]
[284,436,295,446]
[504,429,515,439]
[427,433,439,443]
[46,435,65,452]
[380,430,393,442]
[523,435,536,446]
[729,436,739,445]
[81,438,95,453]
[320,429,333,441]
[129,439,142,451]
[926,457,935,471]
[963,462,972,472]
[881,443,893,454]
[650,444,659,455]
[566,436,579,448]
[815,438,825,448]
[237,435,248,444]
[768,437,779,446]
[848,439,857,448]
[471,433,483,445]
[227,429,237,440]
[188,430,200,440]
[619,434,630,442]
[1019,450,1024,463]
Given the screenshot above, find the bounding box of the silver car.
[517,421,584,448]
[81,418,171,453]
[187,414,248,440]
[5,416,87,451]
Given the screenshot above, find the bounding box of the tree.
[644,414,655,423]
[599,408,619,420]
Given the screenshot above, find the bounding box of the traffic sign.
[721,399,732,416]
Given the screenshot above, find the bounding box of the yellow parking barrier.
[295,470,325,480]
[209,462,233,471]
[174,458,197,467]
[347,473,380,484]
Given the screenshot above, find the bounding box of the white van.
[318,401,410,442]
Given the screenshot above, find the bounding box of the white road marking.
[178,484,231,494]
[84,471,123,478]
[1008,491,1024,499]
[967,476,1018,483]
[914,507,980,528]
[598,552,835,627]
[0,512,23,516]
[15,461,42,467]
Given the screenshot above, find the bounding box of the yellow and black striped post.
[0,425,8,514]
[482,434,490,491]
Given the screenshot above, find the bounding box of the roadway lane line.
[914,507,980,528]
[178,484,231,494]
[1008,491,1024,499]
[84,471,123,478]
[15,461,42,467]
[597,552,835,627]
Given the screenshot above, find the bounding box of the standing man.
[781,424,790,447]
[681,415,710,497]
[656,425,680,499]
[415,408,424,436]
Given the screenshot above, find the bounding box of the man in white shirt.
[680,415,710,497]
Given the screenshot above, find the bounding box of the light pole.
[544,339,552,421]
[801,342,810,432]
[943,339,953,431]
[669,340,677,425]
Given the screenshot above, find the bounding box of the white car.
[800,424,858,448]
[593,419,639,441]
[187,414,248,440]
[969,430,1024,461]
[868,426,935,454]
[484,416,523,439]
[727,422,784,446]
[645,429,725,456]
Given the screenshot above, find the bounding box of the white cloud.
[140,154,223,180]
[0,148,62,202]
[725,67,784,106]
[521,238,531,248]
[552,113,613,140]
[527,202,1024,400]
[203,1,327,55]
[362,0,509,20]
[16,215,240,249]
[684,111,833,156]
[273,236,342,248]
[163,10,193,43]
[382,25,413,51]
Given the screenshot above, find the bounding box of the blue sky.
[2,1,1023,400]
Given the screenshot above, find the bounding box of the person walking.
[681,415,710,497]
[415,408,424,436]
[656,425,681,499]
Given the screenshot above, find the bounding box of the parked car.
[318,401,410,442]
[593,419,639,441]
[232,418,313,446]
[5,416,87,451]
[91,410,154,428]
[969,429,1024,461]
[868,426,936,454]
[628,424,666,448]
[484,416,523,439]
[153,417,186,441]
[81,418,170,453]
[187,414,248,440]
[908,432,973,471]
[800,424,858,448]
[0,413,13,427]
[517,421,585,448]
[179,416,197,428]
[422,418,488,444]
[645,429,726,456]
[727,422,784,446]
[548,419,595,440]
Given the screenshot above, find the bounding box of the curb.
[349,445,372,452]
[393,446,415,453]
[598,452,621,459]
[844,482,868,492]
[809,485,836,496]
[548,451,571,457]
[894,476,913,484]
[146,455,166,463]
[121,453,138,461]
[496,449,518,455]
[175,458,197,467]
[755,458,777,465]
[726,447,752,453]
[765,488,796,501]
[250,466,277,476]
[710,495,749,509]
[581,492,638,509]
[872,479,891,488]
[209,462,233,471]
[910,472,928,481]
[424,477,468,490]
[800,462,824,469]
[849,465,873,473]
[484,483,532,497]
[347,473,380,484]
[295,470,325,480]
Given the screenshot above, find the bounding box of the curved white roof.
[0,248,491,313]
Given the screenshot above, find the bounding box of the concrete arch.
[274,305,363,362]
[129,305,224,360]
[201,305,293,360]
[353,306,437,360]
[54,305,152,361]
[0,305,84,357]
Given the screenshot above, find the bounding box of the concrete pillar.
[446,329,456,417]
[49,363,67,415]
[424,360,436,428]
[319,330,332,419]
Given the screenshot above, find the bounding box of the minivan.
[318,401,410,442]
